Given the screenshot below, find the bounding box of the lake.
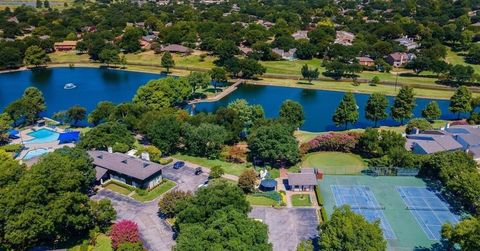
[0,67,463,132]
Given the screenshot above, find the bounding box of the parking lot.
[162,163,209,192]
[249,207,319,251]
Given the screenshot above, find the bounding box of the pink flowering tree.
[301,132,361,154]
[110,220,141,249]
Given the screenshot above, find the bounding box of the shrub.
[113,142,130,153]
[159,158,173,165]
[0,144,23,153]
[406,118,432,134]
[209,165,225,179]
[238,169,257,193]
[110,220,141,249]
[158,190,192,218]
[302,132,361,153]
[117,242,144,251]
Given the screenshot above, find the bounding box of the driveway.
[249,207,319,251]
[91,165,208,250]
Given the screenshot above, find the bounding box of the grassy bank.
[173,154,248,176]
[48,51,467,99]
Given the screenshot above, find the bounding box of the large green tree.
[161,52,175,73]
[332,92,359,129]
[88,101,116,126]
[442,217,480,251]
[422,101,442,121]
[209,67,228,93]
[248,123,300,166]
[449,86,472,118]
[133,77,190,110]
[79,122,134,150]
[24,45,50,67]
[145,114,183,154]
[227,99,264,129]
[391,86,416,124]
[187,71,210,94]
[22,87,47,124]
[365,93,389,127]
[319,205,386,251]
[183,123,228,158]
[0,113,13,143]
[279,99,305,129]
[66,105,87,126]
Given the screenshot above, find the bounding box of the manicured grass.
[246,195,278,206]
[302,152,366,175]
[173,154,248,176]
[294,130,321,143]
[103,181,134,196]
[131,179,176,202]
[93,234,112,251]
[446,48,480,74]
[291,194,312,207]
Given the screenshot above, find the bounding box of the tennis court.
[397,186,459,240]
[331,185,396,239]
[319,175,461,250]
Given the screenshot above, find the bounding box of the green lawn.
[291,194,312,207]
[103,181,134,196]
[173,154,248,176]
[131,179,176,202]
[67,234,112,251]
[246,195,278,206]
[302,152,366,175]
[446,48,480,74]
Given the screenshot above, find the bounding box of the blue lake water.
[0,67,464,132]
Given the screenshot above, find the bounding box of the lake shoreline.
[0,63,459,100]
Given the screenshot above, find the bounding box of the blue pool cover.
[58,131,80,143]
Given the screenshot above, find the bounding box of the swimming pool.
[24,128,59,144]
[22,148,49,160]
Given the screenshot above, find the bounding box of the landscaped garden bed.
[103,180,134,196]
[131,179,176,202]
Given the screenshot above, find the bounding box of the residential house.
[292,30,309,40]
[54,40,77,51]
[356,56,375,66]
[272,48,297,61]
[238,46,253,55]
[161,44,192,54]
[88,150,167,189]
[39,35,50,40]
[394,36,419,50]
[334,31,355,46]
[406,124,480,161]
[7,16,19,24]
[385,52,416,67]
[256,20,275,29]
[287,168,318,191]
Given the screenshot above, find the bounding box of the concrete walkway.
[189,80,244,104]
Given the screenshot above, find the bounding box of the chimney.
[108,147,113,153]
[141,152,150,161]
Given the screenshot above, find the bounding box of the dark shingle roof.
[88,151,167,181]
[287,173,317,186]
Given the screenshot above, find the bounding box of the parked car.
[194,167,203,175]
[197,180,209,189]
[173,161,185,169]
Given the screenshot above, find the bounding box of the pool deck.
[12,126,75,164]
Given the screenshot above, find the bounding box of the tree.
[99,48,120,67]
[442,217,480,251]
[174,181,271,250]
[110,220,141,250]
[391,87,416,124]
[248,123,300,166]
[301,64,319,83]
[89,199,116,232]
[209,67,227,93]
[406,118,433,134]
[228,99,265,129]
[449,86,472,118]
[22,87,46,124]
[161,52,175,73]
[213,40,239,64]
[238,169,257,193]
[145,114,182,154]
[238,58,266,79]
[0,46,23,69]
[332,92,359,129]
[279,100,305,129]
[133,77,191,110]
[158,190,192,218]
[319,205,386,251]
[43,0,49,8]
[296,240,314,251]
[405,57,431,75]
[119,27,142,53]
[422,101,441,121]
[295,41,317,60]
[187,71,210,94]
[370,76,380,86]
[0,113,13,143]
[88,101,116,126]
[448,65,474,84]
[24,45,50,67]
[365,93,389,127]
[79,122,134,150]
[183,123,228,158]
[209,165,225,179]
[66,105,87,126]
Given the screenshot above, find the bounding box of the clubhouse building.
[88,150,168,190]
